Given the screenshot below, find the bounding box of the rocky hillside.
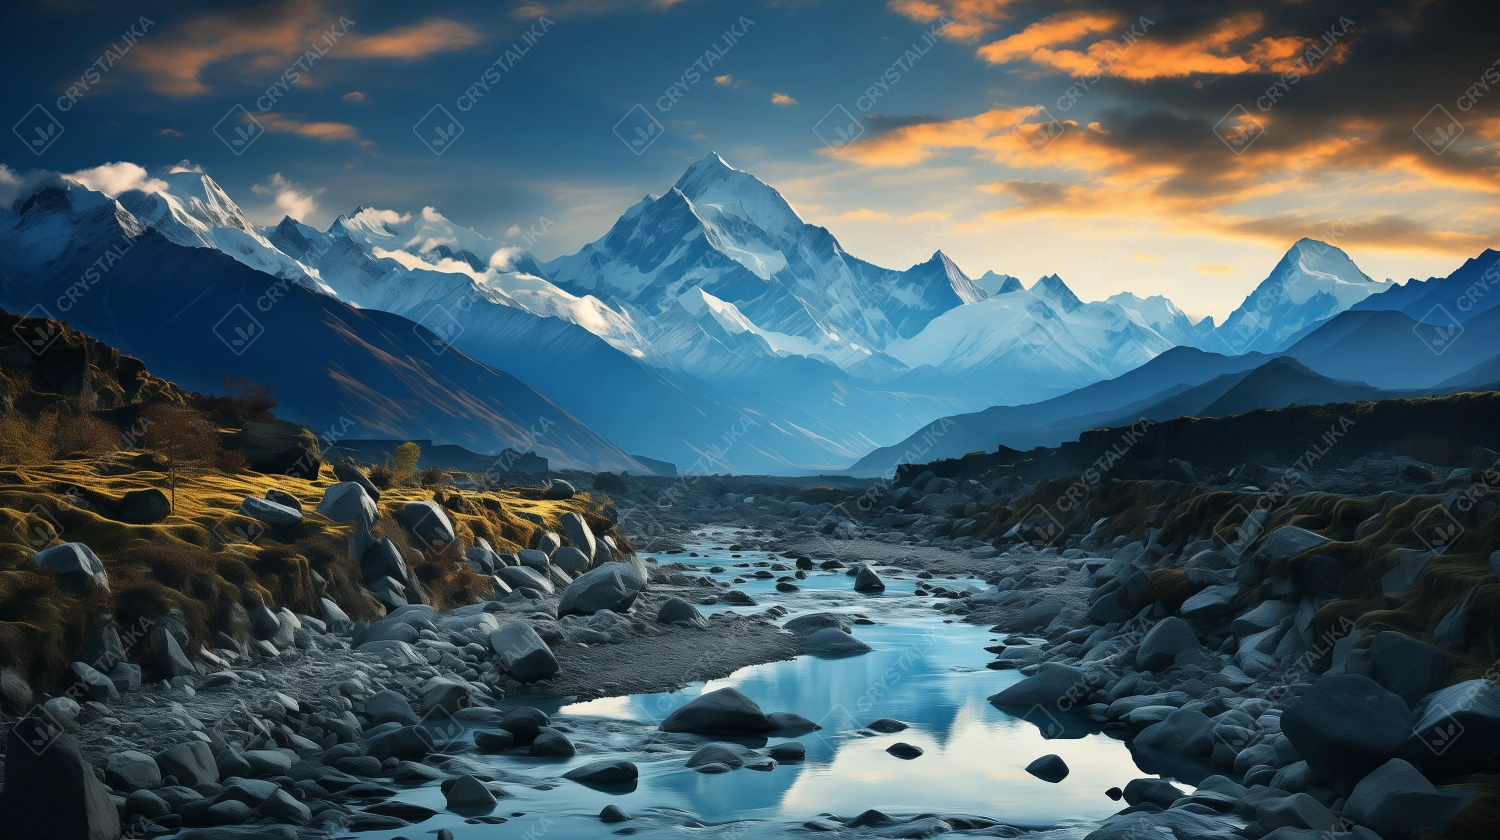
[0,308,630,707]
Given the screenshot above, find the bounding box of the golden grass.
[0,455,621,696]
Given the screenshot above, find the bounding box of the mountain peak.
[1032,274,1083,312]
[978,271,1024,296]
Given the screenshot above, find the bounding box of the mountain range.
[3,154,1492,475]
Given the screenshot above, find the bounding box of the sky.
[2,0,1497,322]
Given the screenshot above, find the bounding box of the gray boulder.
[257,789,311,825]
[1345,758,1467,840]
[396,501,455,548]
[1253,526,1330,564]
[333,461,380,501]
[529,728,575,756]
[496,565,553,594]
[854,564,886,592]
[1233,600,1297,639]
[69,661,117,702]
[105,750,162,791]
[1180,584,1242,619]
[1369,631,1450,703]
[0,718,120,840]
[535,532,562,555]
[551,546,590,575]
[560,512,597,561]
[558,563,643,617]
[517,548,550,570]
[1134,708,1215,755]
[987,663,1086,709]
[1025,754,1069,782]
[365,689,420,726]
[1255,792,1339,832]
[444,774,498,811]
[34,542,109,592]
[360,538,409,585]
[543,479,576,500]
[118,488,171,524]
[239,496,303,527]
[1136,617,1200,671]
[489,621,559,683]
[366,726,435,761]
[563,759,639,784]
[658,597,707,628]
[801,627,872,655]
[1405,679,1500,775]
[660,687,774,734]
[154,741,218,787]
[784,613,851,635]
[1281,674,1412,795]
[421,677,474,717]
[1431,585,1478,650]
[315,482,377,525]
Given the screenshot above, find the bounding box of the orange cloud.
[132,2,479,96]
[975,12,1121,65]
[973,11,1356,81]
[261,114,361,142]
[345,17,482,59]
[772,92,799,106]
[887,0,1019,41]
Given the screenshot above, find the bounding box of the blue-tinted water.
[355,530,1166,839]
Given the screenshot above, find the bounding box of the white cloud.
[250,172,324,223]
[64,162,169,197]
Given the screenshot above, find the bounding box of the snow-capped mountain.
[543,153,986,359]
[110,169,325,285]
[1210,238,1393,354]
[1107,291,1212,349]
[888,274,1177,403]
[0,182,651,473]
[976,270,1024,296]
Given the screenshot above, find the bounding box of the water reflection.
[357,532,1160,838]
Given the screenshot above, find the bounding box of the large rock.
[1025,754,1070,782]
[1134,708,1215,755]
[496,565,553,595]
[1369,632,1450,703]
[105,750,162,791]
[1136,617,1200,672]
[1253,526,1331,565]
[332,461,381,501]
[559,512,597,561]
[543,479,576,500]
[69,661,117,702]
[558,563,644,616]
[658,597,707,628]
[361,539,410,586]
[1256,792,1339,832]
[0,717,120,840]
[365,689,420,726]
[551,546,590,575]
[34,542,109,592]
[489,622,559,683]
[230,419,322,478]
[1432,585,1478,650]
[660,687,774,734]
[563,759,639,784]
[444,774,497,811]
[801,627,872,655]
[421,677,474,717]
[1405,679,1500,775]
[117,488,171,524]
[1180,584,1242,619]
[1344,759,1467,839]
[988,663,1086,709]
[1281,674,1412,795]
[154,742,218,787]
[396,501,455,549]
[315,482,377,525]
[854,564,886,592]
[366,725,435,761]
[239,496,302,528]
[1232,600,1297,640]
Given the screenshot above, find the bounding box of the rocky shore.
[2,452,1497,839]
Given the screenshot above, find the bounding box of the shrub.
[418,465,447,488]
[389,441,420,485]
[368,464,394,489]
